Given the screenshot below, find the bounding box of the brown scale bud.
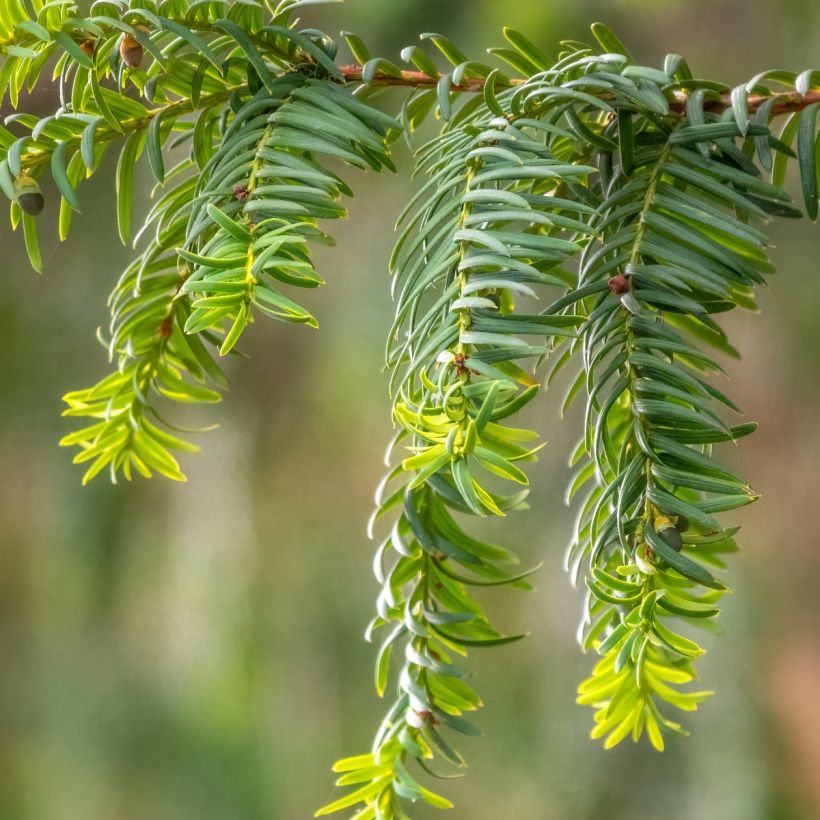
[13,175,44,216]
[233,184,249,201]
[79,39,96,59]
[608,274,629,294]
[119,33,144,68]
[416,710,439,726]
[453,352,470,376]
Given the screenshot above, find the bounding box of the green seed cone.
[13,176,44,216]
[657,525,684,552]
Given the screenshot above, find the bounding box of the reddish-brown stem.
[337,65,820,116]
[338,65,500,90]
[743,90,820,116]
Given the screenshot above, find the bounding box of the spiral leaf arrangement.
[2,3,820,816]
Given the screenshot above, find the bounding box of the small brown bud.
[416,710,439,726]
[453,352,468,376]
[13,175,44,216]
[79,39,96,59]
[608,274,629,294]
[119,33,144,68]
[233,184,249,201]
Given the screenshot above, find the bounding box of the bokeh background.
[2,1,820,818]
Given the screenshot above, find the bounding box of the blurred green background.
[2,1,820,818]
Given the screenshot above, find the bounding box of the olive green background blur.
[2,1,820,818]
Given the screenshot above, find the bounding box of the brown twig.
[338,65,820,116]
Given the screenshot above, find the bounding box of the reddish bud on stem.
[608,274,629,294]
